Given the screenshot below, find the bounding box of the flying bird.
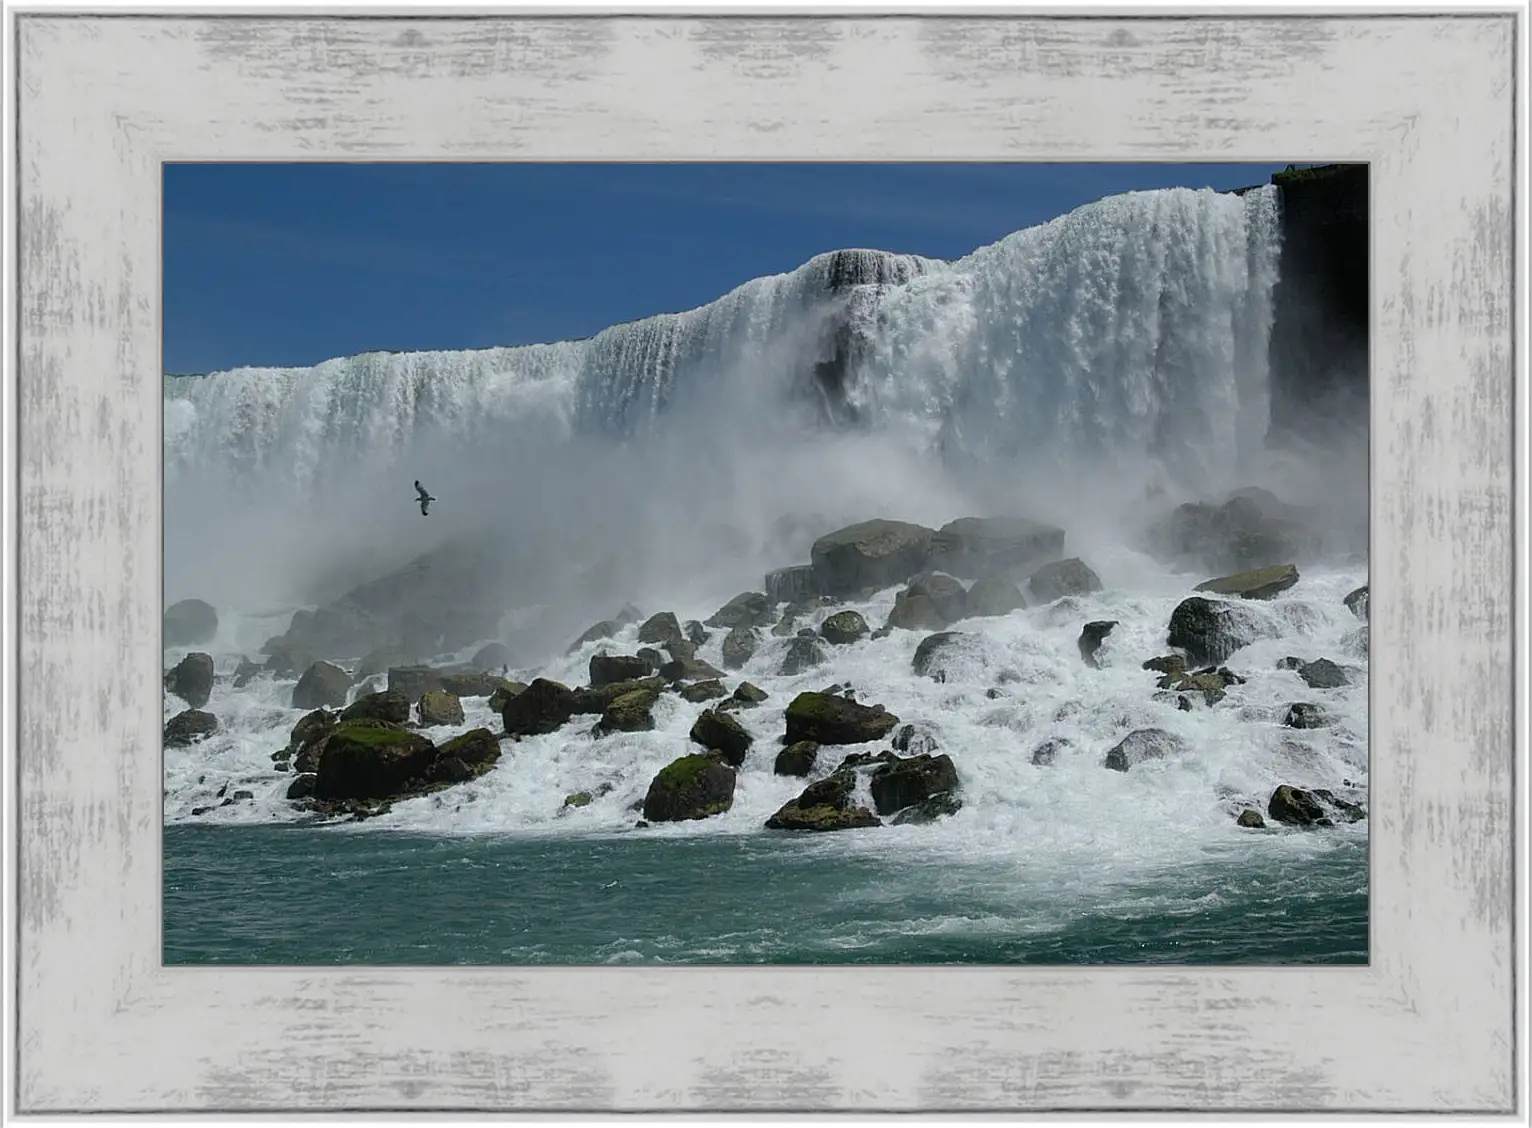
[414,480,436,516]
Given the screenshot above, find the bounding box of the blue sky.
[164,162,1295,374]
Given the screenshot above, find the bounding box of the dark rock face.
[1266,783,1368,829]
[765,770,880,831]
[386,665,447,705]
[284,708,338,772]
[1283,702,1333,729]
[927,517,1065,579]
[643,753,736,822]
[1027,558,1102,603]
[764,565,819,605]
[1030,737,1071,766]
[165,652,215,709]
[356,645,408,682]
[820,610,870,645]
[1236,809,1266,828]
[1078,620,1118,668]
[595,687,660,735]
[341,689,411,725]
[869,753,959,816]
[684,620,710,646]
[965,573,1027,618]
[164,709,218,747]
[891,723,940,757]
[1194,564,1300,601]
[810,519,935,597]
[1167,597,1273,665]
[706,592,774,630]
[722,626,758,670]
[1145,655,1188,677]
[781,635,829,676]
[286,773,317,800]
[427,729,501,785]
[502,678,580,736]
[417,690,465,727]
[784,692,899,745]
[292,661,351,710]
[1103,728,1188,771]
[486,681,529,713]
[690,708,753,766]
[638,612,685,648]
[775,740,819,776]
[472,642,512,670]
[911,631,980,682]
[680,679,728,703]
[1344,585,1369,621]
[733,681,768,704]
[312,721,438,801]
[890,791,963,824]
[590,653,652,688]
[164,599,218,647]
[660,655,725,683]
[232,657,263,689]
[1298,658,1349,689]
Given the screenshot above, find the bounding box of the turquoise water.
[164,825,1367,965]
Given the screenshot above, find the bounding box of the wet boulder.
[690,708,753,766]
[780,635,829,676]
[890,791,963,825]
[232,657,264,689]
[1344,585,1369,621]
[679,679,728,703]
[1078,620,1118,668]
[1266,784,1365,827]
[590,652,653,688]
[911,631,983,683]
[594,686,660,735]
[820,610,870,645]
[417,690,465,727]
[311,720,438,801]
[733,681,768,704]
[1194,563,1300,601]
[1144,654,1188,678]
[501,678,581,737]
[891,722,940,757]
[705,592,774,630]
[164,709,218,747]
[1298,658,1350,689]
[291,661,350,710]
[355,645,409,682]
[927,516,1065,579]
[1026,558,1103,603]
[341,689,411,725]
[164,599,218,647]
[684,620,710,646]
[908,572,968,625]
[964,573,1027,618]
[659,655,725,683]
[1103,728,1188,772]
[165,652,215,709]
[1030,737,1072,766]
[286,773,317,800]
[1236,809,1266,828]
[642,753,736,822]
[765,771,879,832]
[486,680,529,713]
[869,753,959,816]
[764,564,819,605]
[1146,491,1317,574]
[884,589,948,631]
[386,665,447,705]
[775,740,819,776]
[1167,596,1274,665]
[424,728,501,785]
[1283,702,1333,729]
[721,625,759,670]
[262,641,314,679]
[810,519,935,597]
[784,692,899,745]
[637,611,685,649]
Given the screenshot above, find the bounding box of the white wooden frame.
[9,9,1520,1114]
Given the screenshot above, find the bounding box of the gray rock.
[869,753,959,816]
[911,631,979,682]
[1194,564,1300,601]
[643,753,736,822]
[340,689,411,725]
[820,610,870,645]
[165,652,215,709]
[774,740,819,776]
[964,573,1027,618]
[164,599,218,647]
[1283,702,1333,729]
[417,689,465,727]
[1029,737,1072,766]
[721,626,758,670]
[705,592,774,630]
[928,516,1065,579]
[637,611,684,648]
[164,709,218,747]
[1103,728,1188,772]
[292,661,351,710]
[764,565,818,605]
[781,635,829,676]
[386,665,447,705]
[1344,585,1369,621]
[1167,596,1275,665]
[1298,658,1349,689]
[810,519,935,597]
[890,791,963,824]
[590,653,653,688]
[1078,620,1118,668]
[1027,558,1103,603]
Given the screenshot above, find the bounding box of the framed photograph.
[11,7,1519,1114]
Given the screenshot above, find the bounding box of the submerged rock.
[820,610,870,645]
[291,660,350,710]
[911,631,981,683]
[690,708,753,766]
[684,620,710,646]
[1078,620,1118,668]
[784,692,899,745]
[643,753,736,822]
[810,519,935,597]
[774,740,819,776]
[891,722,940,756]
[1236,809,1266,828]
[1194,563,1300,600]
[869,753,959,816]
[1103,728,1188,772]
[1029,737,1071,766]
[165,652,215,709]
[1026,558,1102,603]
[164,598,218,647]
[164,709,218,747]
[927,516,1065,579]
[341,689,411,725]
[1265,784,1367,829]
[765,771,879,832]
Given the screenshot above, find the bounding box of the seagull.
[414,479,436,516]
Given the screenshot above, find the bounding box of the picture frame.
[9,8,1520,1113]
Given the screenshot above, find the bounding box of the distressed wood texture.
[14,12,1517,1114]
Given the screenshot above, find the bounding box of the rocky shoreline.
[165,485,1368,835]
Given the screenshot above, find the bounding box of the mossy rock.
[563,790,594,809]
[1144,654,1188,677]
[774,740,819,776]
[784,692,899,746]
[312,720,437,801]
[680,679,728,703]
[820,610,870,645]
[486,680,529,713]
[765,770,878,831]
[869,753,959,816]
[341,689,411,725]
[642,753,736,822]
[690,708,753,766]
[1194,563,1299,601]
[595,687,660,735]
[1236,808,1266,828]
